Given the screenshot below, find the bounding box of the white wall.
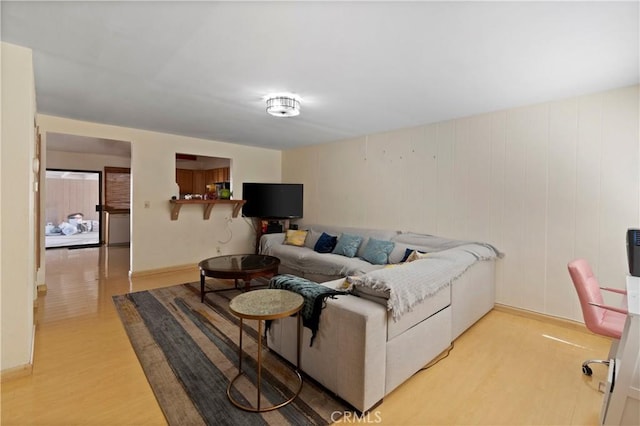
[37,115,282,273]
[1,42,37,371]
[283,85,640,322]
[175,156,230,171]
[46,149,132,217]
[47,150,131,171]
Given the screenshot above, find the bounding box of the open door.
[45,169,102,249]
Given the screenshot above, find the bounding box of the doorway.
[45,169,102,249]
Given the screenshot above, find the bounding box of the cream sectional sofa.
[260,224,500,412]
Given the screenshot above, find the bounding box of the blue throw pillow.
[400,248,426,262]
[314,232,338,253]
[331,233,363,258]
[361,238,395,265]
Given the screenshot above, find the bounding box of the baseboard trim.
[33,298,39,326]
[129,263,198,278]
[1,326,36,382]
[493,303,590,334]
[1,363,33,382]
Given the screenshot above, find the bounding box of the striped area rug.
[113,281,349,425]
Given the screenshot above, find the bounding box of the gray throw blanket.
[268,274,348,346]
[347,243,501,320]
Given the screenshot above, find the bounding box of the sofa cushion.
[304,229,323,249]
[314,232,338,253]
[301,253,382,277]
[332,233,363,258]
[284,229,308,247]
[361,238,395,265]
[267,244,383,278]
[392,232,468,251]
[268,244,313,264]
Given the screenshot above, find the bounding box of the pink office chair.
[567,259,628,375]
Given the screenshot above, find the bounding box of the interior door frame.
[45,168,103,249]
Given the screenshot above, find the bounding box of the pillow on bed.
[59,222,78,236]
[331,233,363,258]
[361,238,395,265]
[283,229,308,247]
[314,232,338,253]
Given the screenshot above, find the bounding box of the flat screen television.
[242,183,303,219]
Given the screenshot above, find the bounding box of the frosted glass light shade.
[266,95,301,117]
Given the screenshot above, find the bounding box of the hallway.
[2,246,198,425]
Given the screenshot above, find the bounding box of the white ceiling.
[2,1,638,151]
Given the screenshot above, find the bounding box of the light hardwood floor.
[1,246,611,425]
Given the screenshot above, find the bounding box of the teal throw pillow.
[361,238,395,265]
[331,233,363,258]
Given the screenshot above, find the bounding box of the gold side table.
[227,289,304,412]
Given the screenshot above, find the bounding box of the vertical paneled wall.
[45,177,100,225]
[282,85,639,322]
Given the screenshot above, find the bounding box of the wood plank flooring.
[1,246,610,425]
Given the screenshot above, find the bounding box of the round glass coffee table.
[198,254,280,302]
[227,289,304,412]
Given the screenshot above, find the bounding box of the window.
[104,167,130,211]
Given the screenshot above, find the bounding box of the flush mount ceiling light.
[265,93,301,117]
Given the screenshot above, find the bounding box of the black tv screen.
[242,183,303,219]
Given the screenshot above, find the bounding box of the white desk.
[601,276,640,425]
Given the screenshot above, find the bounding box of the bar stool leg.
[257,320,262,411]
[297,312,301,369]
[238,318,243,374]
[200,271,205,302]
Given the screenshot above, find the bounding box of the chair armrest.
[588,302,628,315]
[600,287,627,295]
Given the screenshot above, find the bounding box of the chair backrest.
[567,258,620,339]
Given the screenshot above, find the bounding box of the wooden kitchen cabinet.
[205,167,230,185]
[204,169,216,186]
[192,170,206,194]
[176,169,193,195]
[176,167,230,195]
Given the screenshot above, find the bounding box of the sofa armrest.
[259,232,285,254]
[267,294,387,412]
